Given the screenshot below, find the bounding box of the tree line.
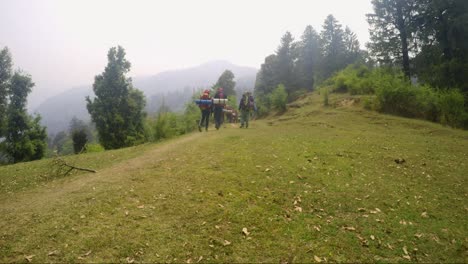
[254,0,468,116]
[254,14,364,114]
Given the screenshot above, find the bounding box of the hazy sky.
[0,0,373,109]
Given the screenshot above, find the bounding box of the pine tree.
[86,46,146,149]
[343,26,362,64]
[296,25,321,91]
[320,15,346,79]
[276,31,295,92]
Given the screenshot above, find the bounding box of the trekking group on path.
[196,87,257,132]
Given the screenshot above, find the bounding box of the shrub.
[438,89,466,128]
[325,64,468,129]
[269,84,288,112]
[323,88,330,106]
[85,143,105,153]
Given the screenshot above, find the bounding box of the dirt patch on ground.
[335,97,360,108]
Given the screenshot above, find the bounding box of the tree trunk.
[396,0,411,79]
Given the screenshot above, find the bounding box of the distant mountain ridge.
[35,61,257,135]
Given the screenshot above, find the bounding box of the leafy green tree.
[0,47,12,136]
[413,0,468,92]
[367,0,418,78]
[86,46,146,149]
[4,71,46,162]
[72,129,88,154]
[68,117,92,154]
[214,70,236,95]
[69,116,93,143]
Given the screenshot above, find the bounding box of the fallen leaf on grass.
[294,206,303,212]
[197,256,203,263]
[242,227,250,236]
[126,257,135,263]
[77,250,92,260]
[402,255,411,260]
[414,233,423,238]
[313,225,321,232]
[265,168,270,172]
[342,226,356,231]
[370,235,375,240]
[357,208,366,212]
[223,240,231,246]
[137,205,145,209]
[403,246,409,255]
[421,211,428,218]
[314,255,322,262]
[25,255,35,262]
[48,250,59,256]
[357,235,369,247]
[125,211,129,216]
[215,225,220,229]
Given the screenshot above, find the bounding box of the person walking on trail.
[239,91,255,128]
[213,87,226,130]
[198,89,212,132]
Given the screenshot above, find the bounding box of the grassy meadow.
[0,93,467,263]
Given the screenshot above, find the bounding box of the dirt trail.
[0,132,204,212]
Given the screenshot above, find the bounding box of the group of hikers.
[197,87,256,132]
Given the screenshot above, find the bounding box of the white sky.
[0,0,373,109]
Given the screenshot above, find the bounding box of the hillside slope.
[1,93,467,262]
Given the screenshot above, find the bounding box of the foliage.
[322,88,330,106]
[52,131,68,154]
[3,71,47,163]
[214,70,236,96]
[147,98,200,142]
[367,0,468,91]
[69,117,93,143]
[85,143,105,153]
[72,129,88,154]
[276,32,295,93]
[0,47,12,137]
[295,26,321,92]
[269,84,288,112]
[254,16,362,113]
[86,46,146,150]
[367,0,417,78]
[320,15,347,79]
[325,64,468,128]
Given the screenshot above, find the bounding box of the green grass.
[0,92,467,263]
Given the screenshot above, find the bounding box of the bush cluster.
[327,64,468,129]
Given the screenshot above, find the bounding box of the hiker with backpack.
[239,91,256,128]
[198,89,212,132]
[213,87,227,130]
